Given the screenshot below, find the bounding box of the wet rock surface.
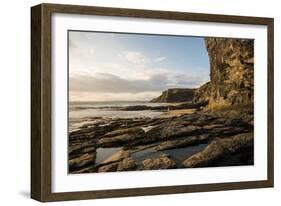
[98,162,119,173]
[182,132,253,168]
[153,135,209,151]
[68,105,254,173]
[117,157,136,171]
[141,154,177,170]
[69,153,96,172]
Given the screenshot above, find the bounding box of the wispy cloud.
[69,70,209,101]
[70,70,208,93]
[125,51,147,64]
[70,91,161,102]
[153,57,166,62]
[125,51,166,64]
[70,72,169,93]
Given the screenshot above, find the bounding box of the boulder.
[69,153,95,172]
[159,124,203,139]
[71,166,96,174]
[182,133,253,168]
[141,155,177,170]
[117,157,135,171]
[103,127,143,138]
[98,162,118,172]
[101,149,130,165]
[69,143,96,159]
[153,135,209,151]
[97,128,145,147]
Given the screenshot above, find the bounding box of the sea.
[69,101,170,131]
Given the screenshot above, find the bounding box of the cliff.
[150,88,197,103]
[193,38,254,108]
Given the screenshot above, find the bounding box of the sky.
[69,31,210,102]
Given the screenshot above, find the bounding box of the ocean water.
[69,101,170,131]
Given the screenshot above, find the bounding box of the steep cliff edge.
[193,38,254,108]
[150,88,197,103]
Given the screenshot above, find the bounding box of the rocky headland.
[193,38,254,108]
[150,88,197,103]
[68,37,254,173]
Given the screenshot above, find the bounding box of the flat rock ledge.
[98,157,136,172]
[68,105,254,173]
[182,132,253,168]
[141,155,177,170]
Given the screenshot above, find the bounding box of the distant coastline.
[68,99,204,132]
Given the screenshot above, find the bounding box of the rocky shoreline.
[71,101,208,112]
[69,104,253,173]
[68,37,255,174]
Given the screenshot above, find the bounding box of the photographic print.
[31,4,273,201]
[68,31,254,174]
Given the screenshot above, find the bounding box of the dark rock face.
[182,132,254,168]
[97,127,145,147]
[153,135,209,151]
[193,38,254,107]
[151,88,197,103]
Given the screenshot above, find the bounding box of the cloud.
[168,72,210,88]
[70,91,161,102]
[70,72,169,93]
[125,51,167,64]
[125,51,147,64]
[69,68,210,101]
[153,57,166,62]
[125,51,166,64]
[70,70,209,94]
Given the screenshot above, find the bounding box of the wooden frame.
[31,3,274,202]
